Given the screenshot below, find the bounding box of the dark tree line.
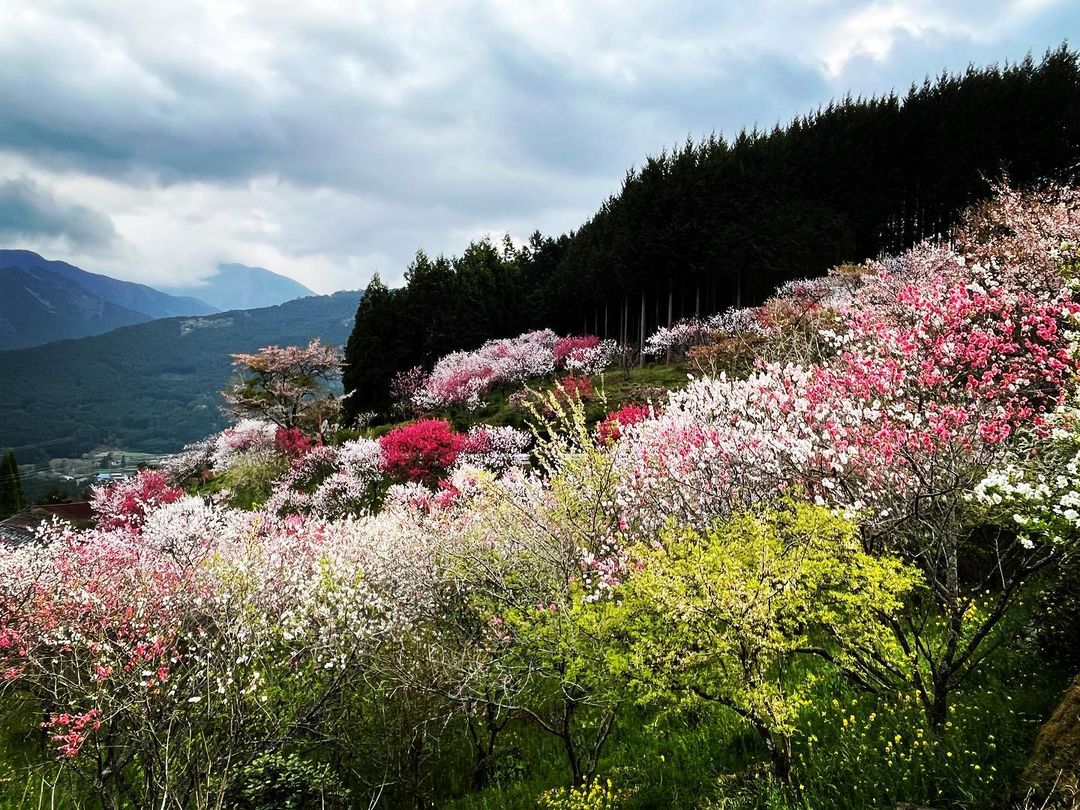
[0,450,25,519]
[344,46,1080,421]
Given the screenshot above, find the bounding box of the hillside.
[163,263,315,311]
[0,250,217,349]
[0,291,360,462]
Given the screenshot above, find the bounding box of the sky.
[0,1,1077,295]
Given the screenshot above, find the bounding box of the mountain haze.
[165,263,316,311]
[0,250,217,350]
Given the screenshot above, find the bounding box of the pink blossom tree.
[223,339,343,438]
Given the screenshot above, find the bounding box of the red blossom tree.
[91,470,183,532]
[380,419,465,486]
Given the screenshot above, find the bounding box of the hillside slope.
[0,291,360,462]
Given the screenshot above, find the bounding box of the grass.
[444,637,1070,810]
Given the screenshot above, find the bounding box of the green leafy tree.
[603,500,919,783]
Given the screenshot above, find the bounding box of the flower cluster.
[459,425,532,472]
[596,402,659,445]
[556,335,619,375]
[210,418,279,472]
[90,469,184,532]
[265,437,384,519]
[618,232,1080,538]
[644,309,765,357]
[274,426,313,458]
[406,330,614,410]
[971,395,1080,547]
[0,491,445,765]
[380,419,466,485]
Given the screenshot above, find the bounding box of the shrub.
[596,403,657,444]
[229,752,352,810]
[380,419,465,485]
[555,375,594,403]
[274,427,312,458]
[90,470,183,532]
[553,335,600,362]
[538,776,626,810]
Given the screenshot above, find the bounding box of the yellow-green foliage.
[538,777,626,810]
[602,501,919,736]
[442,392,630,783]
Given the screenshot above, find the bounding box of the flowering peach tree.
[223,339,343,437]
[403,331,616,411]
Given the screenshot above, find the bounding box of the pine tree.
[342,275,402,421]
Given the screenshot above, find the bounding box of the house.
[0,502,94,547]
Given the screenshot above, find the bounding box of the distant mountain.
[0,291,360,463]
[0,250,218,351]
[166,263,315,311]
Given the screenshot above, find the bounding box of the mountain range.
[0,291,361,464]
[0,250,217,350]
[0,252,319,351]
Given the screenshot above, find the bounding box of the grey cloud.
[0,176,117,251]
[0,1,1076,293]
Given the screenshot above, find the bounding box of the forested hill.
[0,291,359,464]
[344,46,1080,419]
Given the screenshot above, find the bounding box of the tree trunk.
[639,291,646,367]
[666,282,675,364]
[755,724,792,785]
[622,295,628,345]
[929,677,949,731]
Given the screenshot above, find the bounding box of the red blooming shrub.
[379,419,465,485]
[90,470,183,532]
[553,334,600,363]
[597,403,659,444]
[555,375,594,402]
[462,426,493,455]
[274,427,312,458]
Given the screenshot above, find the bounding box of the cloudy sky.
[0,1,1077,294]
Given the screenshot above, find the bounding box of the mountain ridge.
[0,250,218,350]
[163,263,315,311]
